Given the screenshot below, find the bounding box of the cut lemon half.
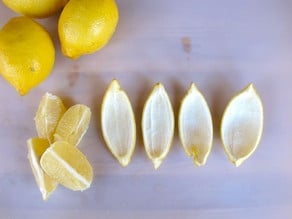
[34,93,66,143]
[142,83,174,169]
[101,80,136,167]
[54,104,91,146]
[27,138,58,200]
[40,141,93,191]
[221,83,264,166]
[178,83,213,166]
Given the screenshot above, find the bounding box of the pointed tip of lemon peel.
[42,192,51,201]
[109,79,121,89]
[153,159,162,170]
[193,157,206,167]
[117,156,130,167]
[189,82,198,91]
[191,151,207,167]
[154,82,164,90]
[244,83,257,93]
[232,158,245,167]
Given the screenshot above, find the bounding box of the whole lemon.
[0,17,55,95]
[58,0,119,59]
[2,0,69,18]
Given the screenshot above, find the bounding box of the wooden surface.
[0,0,292,218]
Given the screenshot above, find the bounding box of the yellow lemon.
[58,0,119,59]
[2,0,69,18]
[0,17,55,95]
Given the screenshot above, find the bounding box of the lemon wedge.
[178,83,213,166]
[101,80,136,167]
[34,93,66,143]
[221,83,264,166]
[27,138,58,200]
[40,141,93,191]
[54,104,91,146]
[142,83,174,169]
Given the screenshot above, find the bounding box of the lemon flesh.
[2,0,69,18]
[58,0,119,59]
[27,138,58,200]
[54,104,91,146]
[0,16,55,95]
[35,93,66,144]
[40,141,93,191]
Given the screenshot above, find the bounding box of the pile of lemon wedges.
[27,93,92,200]
[0,0,119,95]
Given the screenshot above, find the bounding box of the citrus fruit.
[58,0,119,59]
[142,83,174,169]
[221,84,264,166]
[40,141,93,191]
[54,104,91,146]
[27,138,58,200]
[101,80,136,167]
[2,0,69,18]
[0,16,55,95]
[34,93,66,143]
[178,83,213,166]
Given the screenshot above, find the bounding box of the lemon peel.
[221,83,264,166]
[142,83,174,169]
[101,80,136,167]
[178,83,213,166]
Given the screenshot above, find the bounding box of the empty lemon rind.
[101,79,136,167]
[178,83,213,166]
[221,83,264,166]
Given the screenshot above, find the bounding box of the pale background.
[0,0,291,218]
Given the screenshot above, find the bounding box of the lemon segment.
[178,83,213,166]
[40,141,93,191]
[58,0,119,59]
[142,83,174,169]
[101,80,136,167]
[0,17,55,95]
[34,93,66,144]
[27,138,58,200]
[2,0,69,18]
[221,84,264,166]
[54,104,91,146]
